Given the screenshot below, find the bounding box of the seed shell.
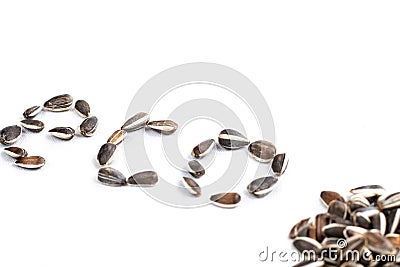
[289,218,311,239]
[74,100,90,118]
[20,119,45,133]
[364,230,397,255]
[107,130,127,146]
[350,185,386,198]
[98,167,126,186]
[182,177,201,196]
[188,160,205,178]
[0,125,22,145]
[97,143,117,166]
[4,147,28,158]
[121,112,150,132]
[48,127,76,140]
[127,171,158,186]
[15,156,45,169]
[247,176,278,197]
[23,105,42,118]
[147,120,178,135]
[218,129,250,150]
[210,192,241,208]
[320,191,345,207]
[378,192,400,210]
[292,260,324,267]
[328,200,348,219]
[271,153,288,176]
[191,139,215,158]
[248,140,276,163]
[386,233,400,248]
[293,237,322,254]
[79,116,98,137]
[43,94,73,112]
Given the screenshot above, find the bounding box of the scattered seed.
[147,120,178,135]
[79,116,98,137]
[48,127,76,140]
[271,153,288,176]
[350,185,386,198]
[320,191,345,207]
[0,125,22,145]
[378,192,400,210]
[293,237,322,254]
[97,143,117,166]
[188,160,205,178]
[15,156,45,169]
[289,218,311,239]
[182,177,201,196]
[248,140,276,163]
[107,129,127,146]
[247,176,278,197]
[121,112,150,132]
[218,129,250,150]
[127,171,158,186]
[210,192,241,208]
[43,94,73,112]
[74,100,90,118]
[98,167,126,186]
[191,139,215,158]
[4,147,28,158]
[20,119,45,133]
[23,105,42,119]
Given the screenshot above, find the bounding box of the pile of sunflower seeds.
[1,94,98,169]
[290,185,400,267]
[96,111,178,187]
[183,128,288,208]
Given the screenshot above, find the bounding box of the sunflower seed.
[182,177,201,196]
[290,218,311,239]
[321,237,340,248]
[314,213,330,242]
[97,143,117,166]
[98,167,126,186]
[370,212,387,235]
[348,194,370,212]
[48,127,75,140]
[320,191,345,207]
[293,260,324,267]
[210,192,241,208]
[127,171,158,186]
[293,237,322,253]
[297,223,312,238]
[378,192,400,210]
[218,129,250,150]
[4,147,28,158]
[247,176,278,197]
[343,226,368,239]
[0,125,22,145]
[79,116,98,137]
[322,223,346,238]
[340,263,364,267]
[23,105,42,119]
[271,153,288,176]
[387,208,400,234]
[74,100,90,118]
[365,230,397,255]
[191,139,215,158]
[248,140,276,163]
[328,200,348,219]
[350,185,386,198]
[121,112,150,132]
[43,94,73,112]
[188,160,205,178]
[386,233,400,248]
[20,119,45,133]
[342,235,365,254]
[353,212,371,228]
[15,156,45,169]
[147,120,178,135]
[107,130,127,145]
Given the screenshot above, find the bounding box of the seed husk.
[328,200,348,219]
[97,143,117,166]
[15,156,45,169]
[248,140,276,163]
[188,160,205,178]
[48,127,76,140]
[343,226,368,239]
[182,177,201,196]
[289,218,311,239]
[247,176,278,197]
[98,167,126,186]
[353,212,371,229]
[293,237,322,254]
[292,260,324,267]
[365,230,397,255]
[107,129,127,145]
[348,194,370,212]
[320,191,345,207]
[315,213,330,242]
[342,235,365,254]
[146,120,178,135]
[23,105,42,119]
[378,192,400,210]
[387,208,400,234]
[4,146,28,158]
[20,119,45,133]
[191,139,215,158]
[210,192,241,208]
[218,129,250,150]
[386,233,400,248]
[271,153,288,176]
[127,171,158,186]
[121,112,150,132]
[79,116,98,137]
[370,212,387,235]
[322,223,346,238]
[74,100,90,118]
[43,94,73,112]
[0,125,22,145]
[350,185,386,198]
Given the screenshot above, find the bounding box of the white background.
[1,1,400,266]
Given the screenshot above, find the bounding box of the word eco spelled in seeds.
[1,94,98,169]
